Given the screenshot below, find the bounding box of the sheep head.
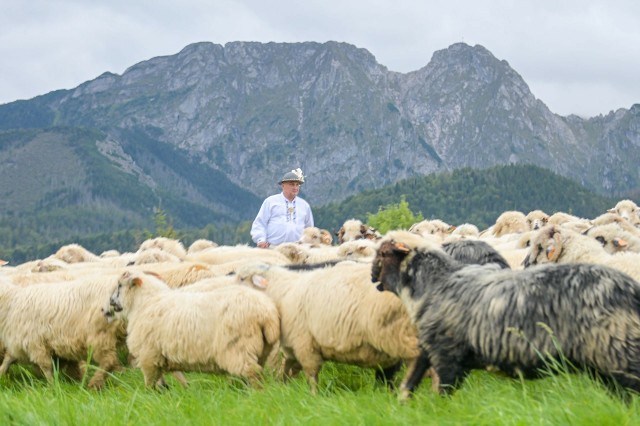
[235,263,270,289]
[523,225,565,267]
[109,271,145,315]
[371,240,411,293]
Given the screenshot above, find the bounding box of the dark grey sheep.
[372,232,640,399]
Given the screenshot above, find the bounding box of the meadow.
[0,361,638,425]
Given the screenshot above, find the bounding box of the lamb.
[108,270,280,388]
[371,233,640,399]
[608,199,640,225]
[234,261,420,394]
[0,273,126,389]
[522,224,640,281]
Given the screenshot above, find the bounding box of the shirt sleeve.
[250,199,270,243]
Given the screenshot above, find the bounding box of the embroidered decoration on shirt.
[285,200,296,223]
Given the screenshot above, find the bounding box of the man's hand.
[257,241,270,249]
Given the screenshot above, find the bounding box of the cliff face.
[1,41,638,228]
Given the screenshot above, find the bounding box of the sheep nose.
[110,296,123,312]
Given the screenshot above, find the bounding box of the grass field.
[0,361,638,425]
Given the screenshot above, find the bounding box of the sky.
[1,0,639,117]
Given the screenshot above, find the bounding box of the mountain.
[0,41,638,245]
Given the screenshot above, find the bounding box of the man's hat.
[279,168,305,185]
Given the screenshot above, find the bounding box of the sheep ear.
[251,275,269,289]
[131,277,144,287]
[393,242,411,254]
[613,238,628,248]
[545,239,561,261]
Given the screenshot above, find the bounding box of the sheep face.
[522,225,563,267]
[319,229,333,245]
[109,272,143,314]
[526,210,549,231]
[371,240,411,293]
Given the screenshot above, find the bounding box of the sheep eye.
[595,236,606,246]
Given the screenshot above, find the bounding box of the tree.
[152,207,178,239]
[366,196,423,234]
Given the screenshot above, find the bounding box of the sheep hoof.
[398,388,412,403]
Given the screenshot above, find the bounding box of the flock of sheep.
[1,198,640,401]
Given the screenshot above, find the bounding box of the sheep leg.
[293,343,323,395]
[430,355,468,395]
[137,354,164,389]
[88,346,121,390]
[30,351,55,383]
[399,350,431,401]
[171,371,189,388]
[283,357,302,380]
[375,362,403,389]
[0,353,16,377]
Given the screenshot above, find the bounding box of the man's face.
[282,181,301,199]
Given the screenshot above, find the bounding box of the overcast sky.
[1,0,639,117]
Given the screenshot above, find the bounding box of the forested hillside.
[313,164,621,233]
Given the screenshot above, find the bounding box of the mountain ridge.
[0,40,638,245]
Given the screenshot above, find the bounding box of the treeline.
[1,164,631,265]
[313,164,623,233]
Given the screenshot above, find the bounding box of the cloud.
[0,0,638,117]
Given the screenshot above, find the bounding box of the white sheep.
[108,271,280,388]
[337,219,381,244]
[409,219,454,241]
[583,222,640,254]
[525,209,549,231]
[447,223,480,240]
[492,211,528,237]
[523,224,640,281]
[319,229,334,245]
[186,244,291,266]
[298,227,324,245]
[138,237,187,260]
[54,243,100,263]
[234,261,419,395]
[0,273,125,389]
[133,248,182,265]
[128,261,218,288]
[608,199,640,225]
[591,212,640,237]
[187,239,218,254]
[547,211,590,231]
[336,239,379,262]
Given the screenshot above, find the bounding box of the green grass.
[0,362,638,425]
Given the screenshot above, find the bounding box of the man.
[251,168,314,248]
